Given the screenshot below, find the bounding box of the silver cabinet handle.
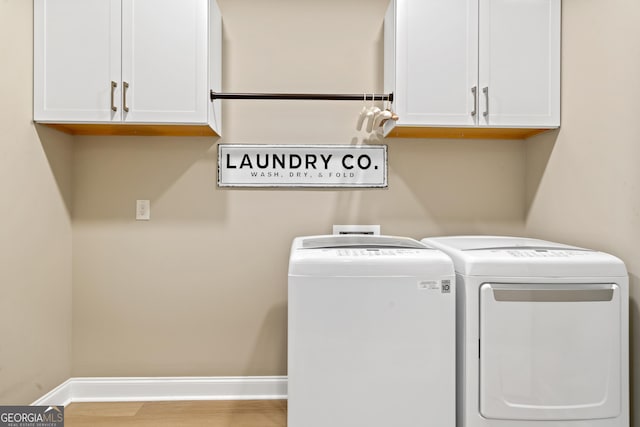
[471,86,477,117]
[482,86,489,117]
[110,81,117,112]
[123,81,130,113]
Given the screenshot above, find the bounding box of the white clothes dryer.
[422,236,629,427]
[288,235,456,427]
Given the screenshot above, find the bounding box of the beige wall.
[71,0,525,376]
[0,1,73,404]
[526,0,640,423]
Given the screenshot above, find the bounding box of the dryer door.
[479,283,621,420]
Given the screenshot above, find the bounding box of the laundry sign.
[218,144,388,188]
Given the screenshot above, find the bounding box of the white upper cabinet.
[384,0,560,139]
[393,0,478,128]
[34,0,122,123]
[478,0,560,128]
[121,0,208,124]
[34,0,222,136]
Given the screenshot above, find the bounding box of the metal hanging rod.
[210,91,393,102]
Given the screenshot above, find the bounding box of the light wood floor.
[65,400,287,426]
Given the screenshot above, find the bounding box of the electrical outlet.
[136,200,150,221]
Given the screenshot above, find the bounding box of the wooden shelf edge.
[385,126,555,140]
[37,123,219,137]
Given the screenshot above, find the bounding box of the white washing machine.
[422,236,629,427]
[288,235,456,427]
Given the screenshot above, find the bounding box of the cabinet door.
[395,0,478,127]
[121,0,208,123]
[478,0,560,127]
[34,0,121,122]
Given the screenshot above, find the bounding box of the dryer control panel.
[504,249,580,258]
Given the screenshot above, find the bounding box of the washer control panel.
[332,248,425,257]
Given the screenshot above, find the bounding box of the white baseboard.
[32,376,287,407]
[32,378,74,407]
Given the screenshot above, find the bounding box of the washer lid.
[301,235,428,250]
[289,235,453,277]
[422,236,627,278]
